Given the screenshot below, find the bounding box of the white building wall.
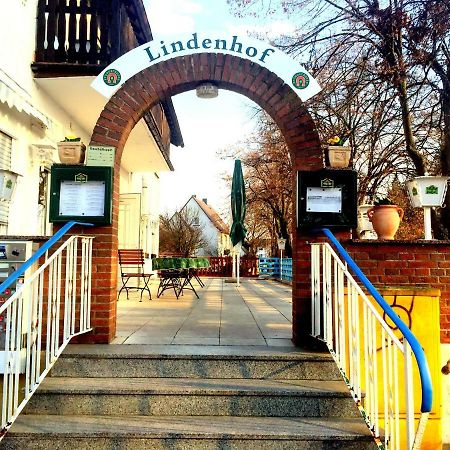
[1,0,167,242]
[0,0,93,236]
[185,198,220,256]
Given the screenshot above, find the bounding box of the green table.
[152,257,210,270]
[152,257,210,298]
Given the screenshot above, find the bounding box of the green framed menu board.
[49,165,113,225]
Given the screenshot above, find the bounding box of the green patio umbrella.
[230,160,247,286]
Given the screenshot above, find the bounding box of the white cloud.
[145,0,204,36]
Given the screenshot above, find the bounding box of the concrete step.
[51,344,342,380]
[24,377,360,418]
[1,414,378,450]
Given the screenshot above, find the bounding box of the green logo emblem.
[321,178,334,188]
[292,72,310,90]
[75,173,88,183]
[426,185,438,195]
[103,69,121,86]
[412,187,418,196]
[5,179,12,189]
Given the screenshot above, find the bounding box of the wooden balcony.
[32,0,151,77]
[31,0,184,156]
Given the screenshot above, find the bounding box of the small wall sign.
[86,145,116,167]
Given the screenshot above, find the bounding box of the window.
[0,131,12,227]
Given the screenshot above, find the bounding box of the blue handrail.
[0,221,93,295]
[320,227,433,413]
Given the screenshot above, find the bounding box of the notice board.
[49,165,113,225]
[297,169,357,229]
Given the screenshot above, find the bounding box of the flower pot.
[357,204,376,239]
[327,145,351,168]
[367,205,404,240]
[57,141,86,164]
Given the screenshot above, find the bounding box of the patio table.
[152,257,210,299]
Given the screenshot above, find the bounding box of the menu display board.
[49,165,113,225]
[59,180,106,217]
[297,169,357,229]
[306,187,342,213]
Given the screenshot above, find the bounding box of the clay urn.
[367,201,404,240]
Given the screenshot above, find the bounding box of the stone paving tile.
[116,278,292,347]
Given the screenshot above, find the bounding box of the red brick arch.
[87,53,323,344]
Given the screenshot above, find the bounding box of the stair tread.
[40,377,352,396]
[62,344,333,361]
[9,415,374,441]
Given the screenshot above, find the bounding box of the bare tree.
[228,0,450,236]
[159,209,207,257]
[221,112,294,256]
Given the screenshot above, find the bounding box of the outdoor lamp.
[196,82,218,99]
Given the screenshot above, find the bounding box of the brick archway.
[87,53,323,344]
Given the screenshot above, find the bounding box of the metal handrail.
[0,222,94,439]
[0,221,93,296]
[320,227,432,413]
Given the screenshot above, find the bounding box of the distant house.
[181,195,231,256]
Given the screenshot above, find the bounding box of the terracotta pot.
[367,205,404,240]
[57,141,86,164]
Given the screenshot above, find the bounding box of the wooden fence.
[198,256,258,277]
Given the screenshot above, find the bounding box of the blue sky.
[143,0,295,216]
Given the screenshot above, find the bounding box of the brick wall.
[345,240,450,343]
[86,53,323,343]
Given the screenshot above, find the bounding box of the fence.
[258,257,292,281]
[197,256,258,277]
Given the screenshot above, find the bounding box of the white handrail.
[0,235,94,438]
[311,242,430,450]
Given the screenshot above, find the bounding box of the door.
[118,193,141,249]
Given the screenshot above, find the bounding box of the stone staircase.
[1,345,377,449]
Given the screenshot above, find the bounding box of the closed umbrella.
[230,160,247,286]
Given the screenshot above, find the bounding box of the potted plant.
[367,197,404,240]
[57,135,86,164]
[326,135,351,168]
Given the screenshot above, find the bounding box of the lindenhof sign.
[92,32,321,101]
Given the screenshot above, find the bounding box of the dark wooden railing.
[33,0,151,75]
[198,256,259,278]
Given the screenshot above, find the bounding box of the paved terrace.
[113,278,294,347]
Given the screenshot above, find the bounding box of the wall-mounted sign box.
[49,165,113,225]
[86,145,116,167]
[297,169,357,229]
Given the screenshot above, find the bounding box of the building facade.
[181,195,231,256]
[0,0,183,258]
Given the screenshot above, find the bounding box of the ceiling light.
[196,83,219,99]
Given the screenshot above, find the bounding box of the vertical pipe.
[423,207,432,240]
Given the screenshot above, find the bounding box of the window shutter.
[0,131,12,223]
[0,131,12,170]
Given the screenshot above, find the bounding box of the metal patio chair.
[118,249,152,301]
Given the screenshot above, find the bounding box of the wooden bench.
[118,249,152,301]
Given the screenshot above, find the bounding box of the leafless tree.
[221,113,293,256]
[228,0,450,236]
[159,209,207,257]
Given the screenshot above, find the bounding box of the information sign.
[306,188,342,213]
[49,165,113,225]
[297,169,357,229]
[86,145,115,167]
[59,181,106,217]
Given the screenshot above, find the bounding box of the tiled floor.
[113,277,294,347]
